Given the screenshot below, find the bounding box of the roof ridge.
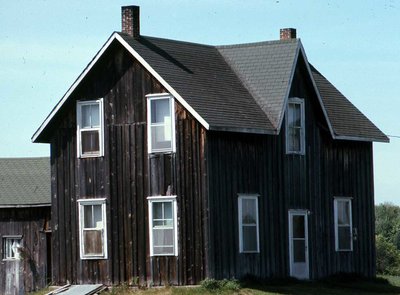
[216,38,299,49]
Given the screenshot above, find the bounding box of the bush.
[200,278,240,292]
[376,234,400,275]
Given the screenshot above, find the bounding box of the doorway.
[288,210,309,280]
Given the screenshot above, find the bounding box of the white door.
[288,210,309,280]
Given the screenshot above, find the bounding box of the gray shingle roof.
[311,65,389,142]
[32,32,388,143]
[217,39,299,129]
[119,34,275,133]
[0,157,50,207]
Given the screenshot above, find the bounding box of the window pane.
[151,126,172,150]
[293,215,305,239]
[289,127,300,151]
[83,230,103,255]
[151,99,170,124]
[93,205,103,229]
[153,202,163,220]
[293,240,306,262]
[84,205,93,228]
[337,201,350,225]
[164,202,172,219]
[242,199,256,224]
[81,130,100,154]
[242,226,257,252]
[154,246,174,255]
[338,226,351,250]
[81,104,100,128]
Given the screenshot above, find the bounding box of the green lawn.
[30,276,400,295]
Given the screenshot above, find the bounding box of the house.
[0,157,51,294]
[31,6,388,286]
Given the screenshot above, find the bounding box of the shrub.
[200,278,240,292]
[376,234,400,275]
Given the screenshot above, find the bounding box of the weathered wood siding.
[50,40,207,286]
[0,207,51,294]
[206,56,375,279]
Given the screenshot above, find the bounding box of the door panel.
[289,211,309,279]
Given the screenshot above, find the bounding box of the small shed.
[0,157,51,294]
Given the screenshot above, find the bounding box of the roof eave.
[209,125,277,135]
[335,135,390,143]
[0,203,51,209]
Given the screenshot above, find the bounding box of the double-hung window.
[148,196,178,256]
[238,194,260,253]
[286,97,305,154]
[2,236,22,260]
[78,199,107,259]
[147,94,175,153]
[77,99,104,158]
[334,198,353,251]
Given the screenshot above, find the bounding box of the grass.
[30,275,400,295]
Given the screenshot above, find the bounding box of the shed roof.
[0,157,50,207]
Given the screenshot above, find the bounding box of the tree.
[375,202,400,249]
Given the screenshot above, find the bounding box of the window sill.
[80,256,108,260]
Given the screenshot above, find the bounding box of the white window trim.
[334,197,353,252]
[147,196,178,257]
[78,198,108,259]
[76,98,104,158]
[2,235,22,261]
[286,97,305,155]
[238,194,260,253]
[146,93,176,154]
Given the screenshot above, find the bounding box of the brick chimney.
[122,6,140,38]
[280,28,296,40]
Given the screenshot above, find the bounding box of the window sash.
[2,237,22,260]
[286,98,305,154]
[238,195,260,253]
[77,99,104,158]
[78,199,107,259]
[334,198,353,251]
[148,197,178,256]
[147,95,175,154]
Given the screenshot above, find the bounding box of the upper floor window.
[286,97,305,154]
[2,236,22,260]
[238,194,260,253]
[147,94,175,154]
[78,198,108,259]
[77,99,104,158]
[334,198,353,251]
[148,196,178,256]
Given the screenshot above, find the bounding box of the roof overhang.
[0,203,51,209]
[32,32,209,143]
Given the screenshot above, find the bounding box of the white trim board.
[31,32,209,143]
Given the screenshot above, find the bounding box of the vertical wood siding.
[206,57,375,279]
[0,207,51,294]
[50,41,207,286]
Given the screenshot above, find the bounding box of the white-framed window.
[147,94,175,154]
[77,99,104,158]
[286,97,305,154]
[238,194,260,253]
[78,198,108,259]
[334,197,353,251]
[148,196,178,256]
[2,236,22,260]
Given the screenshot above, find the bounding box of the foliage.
[376,202,400,248]
[376,235,400,275]
[200,278,240,292]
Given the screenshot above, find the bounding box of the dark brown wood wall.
[206,56,375,279]
[0,207,51,294]
[50,40,207,286]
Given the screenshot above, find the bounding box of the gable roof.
[0,157,50,207]
[311,65,389,142]
[32,32,388,143]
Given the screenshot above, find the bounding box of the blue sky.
[0,0,399,204]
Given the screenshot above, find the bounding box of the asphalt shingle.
[0,157,51,207]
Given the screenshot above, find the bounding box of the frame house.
[32,6,388,286]
[0,157,51,294]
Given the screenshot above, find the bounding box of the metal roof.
[0,157,51,207]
